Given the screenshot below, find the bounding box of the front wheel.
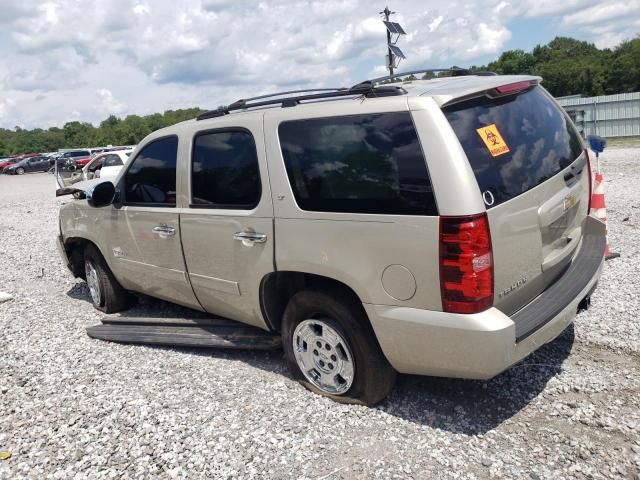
[83,244,129,313]
[282,289,396,405]
[15,167,25,175]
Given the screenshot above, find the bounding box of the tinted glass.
[279,112,436,215]
[88,158,104,172]
[191,130,261,208]
[444,86,583,208]
[124,136,178,205]
[103,154,123,167]
[69,151,89,157]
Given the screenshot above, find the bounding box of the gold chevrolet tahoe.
[57,72,606,405]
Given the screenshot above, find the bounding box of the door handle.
[152,224,176,237]
[233,231,267,243]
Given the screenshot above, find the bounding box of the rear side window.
[124,136,178,206]
[444,86,583,208]
[279,112,437,215]
[191,130,261,209]
[103,154,123,167]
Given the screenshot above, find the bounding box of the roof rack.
[196,83,407,121]
[367,67,497,84]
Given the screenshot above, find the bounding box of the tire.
[282,289,396,406]
[16,167,24,175]
[83,244,129,313]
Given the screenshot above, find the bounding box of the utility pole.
[381,6,395,77]
[380,7,405,78]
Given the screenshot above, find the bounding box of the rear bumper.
[365,216,606,379]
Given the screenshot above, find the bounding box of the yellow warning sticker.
[476,124,510,157]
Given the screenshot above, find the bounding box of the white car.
[79,150,133,183]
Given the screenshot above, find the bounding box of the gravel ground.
[1,148,639,480]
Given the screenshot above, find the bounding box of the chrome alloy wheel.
[292,319,355,395]
[85,260,102,306]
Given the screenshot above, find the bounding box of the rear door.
[444,85,589,314]
[179,116,274,329]
[265,100,443,312]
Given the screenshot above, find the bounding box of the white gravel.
[1,148,639,480]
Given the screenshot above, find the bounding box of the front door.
[106,135,201,310]
[179,117,274,329]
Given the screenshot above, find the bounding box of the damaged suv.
[57,70,605,405]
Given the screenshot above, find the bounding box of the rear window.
[279,112,437,216]
[444,86,583,208]
[103,154,123,168]
[68,151,89,157]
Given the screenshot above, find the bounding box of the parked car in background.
[4,156,51,175]
[88,150,132,181]
[58,150,92,168]
[0,157,20,172]
[59,150,91,160]
[67,149,132,184]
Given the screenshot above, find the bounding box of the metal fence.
[557,92,640,138]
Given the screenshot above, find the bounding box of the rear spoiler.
[437,76,542,108]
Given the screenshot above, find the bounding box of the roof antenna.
[379,6,406,78]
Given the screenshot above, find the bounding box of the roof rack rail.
[366,67,497,84]
[196,83,407,121]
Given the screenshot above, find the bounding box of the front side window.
[191,130,261,209]
[124,136,178,206]
[279,112,437,215]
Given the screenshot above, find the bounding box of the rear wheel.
[83,244,129,313]
[282,289,396,405]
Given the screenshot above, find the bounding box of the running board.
[86,315,281,350]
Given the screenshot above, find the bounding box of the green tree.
[607,37,640,93]
[487,49,536,75]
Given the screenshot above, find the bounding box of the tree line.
[474,36,640,97]
[393,36,639,98]
[2,36,638,156]
[0,108,206,156]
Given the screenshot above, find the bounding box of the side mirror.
[88,181,116,208]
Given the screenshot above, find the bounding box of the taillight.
[495,81,533,95]
[585,149,592,214]
[439,213,494,314]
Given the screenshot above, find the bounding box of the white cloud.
[519,0,602,17]
[132,3,150,15]
[428,16,443,32]
[97,89,126,115]
[0,0,634,129]
[464,23,512,58]
[0,96,16,121]
[562,1,640,26]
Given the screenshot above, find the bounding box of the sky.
[0,0,638,129]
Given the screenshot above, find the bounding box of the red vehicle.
[0,157,20,171]
[74,156,93,167]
